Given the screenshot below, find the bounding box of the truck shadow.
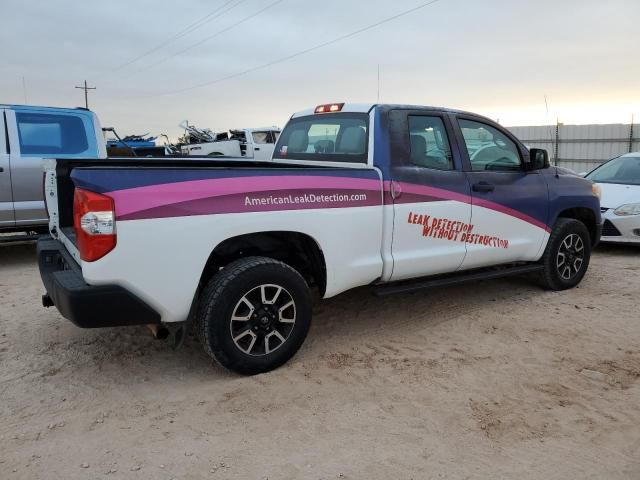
[33,274,547,384]
[595,243,639,256]
[1,242,615,384]
[0,241,37,266]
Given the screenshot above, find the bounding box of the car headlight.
[614,203,640,216]
[591,183,601,200]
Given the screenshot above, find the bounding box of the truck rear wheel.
[540,218,591,291]
[197,256,312,375]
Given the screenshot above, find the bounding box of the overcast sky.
[2,0,639,139]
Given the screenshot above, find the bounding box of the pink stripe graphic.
[119,188,380,221]
[106,175,549,232]
[107,175,383,218]
[391,181,551,232]
[393,182,472,204]
[472,197,551,232]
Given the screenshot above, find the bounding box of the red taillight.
[315,103,344,114]
[73,188,116,261]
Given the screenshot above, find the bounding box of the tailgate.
[43,159,80,263]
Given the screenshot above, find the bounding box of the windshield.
[586,156,640,185]
[273,113,368,163]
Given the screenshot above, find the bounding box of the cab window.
[408,116,453,170]
[252,131,277,144]
[16,112,89,155]
[274,113,368,163]
[459,119,521,172]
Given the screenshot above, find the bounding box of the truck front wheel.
[540,218,592,290]
[197,256,312,375]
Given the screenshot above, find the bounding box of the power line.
[146,0,444,97]
[112,0,248,72]
[173,0,246,38]
[137,0,286,73]
[120,0,246,70]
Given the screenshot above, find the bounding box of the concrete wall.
[508,123,639,173]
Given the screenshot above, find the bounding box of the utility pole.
[630,114,635,154]
[22,76,28,104]
[554,118,560,167]
[75,80,96,109]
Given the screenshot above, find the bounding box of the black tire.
[197,256,312,375]
[540,218,592,290]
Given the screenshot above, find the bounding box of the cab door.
[389,110,472,281]
[453,116,549,270]
[250,131,276,161]
[5,109,49,225]
[0,110,15,228]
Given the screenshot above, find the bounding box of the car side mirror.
[528,148,550,170]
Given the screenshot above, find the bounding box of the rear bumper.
[37,237,161,328]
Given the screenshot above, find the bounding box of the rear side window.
[16,112,89,155]
[408,116,453,170]
[274,113,368,163]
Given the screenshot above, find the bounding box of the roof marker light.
[315,103,344,114]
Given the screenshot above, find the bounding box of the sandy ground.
[1,242,639,480]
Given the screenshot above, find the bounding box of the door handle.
[390,181,402,199]
[472,181,494,193]
[0,167,3,172]
[254,147,260,151]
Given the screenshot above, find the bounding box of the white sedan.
[586,153,640,244]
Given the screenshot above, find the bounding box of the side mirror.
[528,148,550,170]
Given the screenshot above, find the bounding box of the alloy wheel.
[556,233,585,280]
[229,284,296,356]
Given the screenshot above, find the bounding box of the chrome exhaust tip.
[147,324,169,340]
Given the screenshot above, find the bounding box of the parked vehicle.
[110,133,183,157]
[0,104,106,233]
[38,103,602,374]
[585,153,640,244]
[179,122,280,161]
[106,133,169,157]
[106,134,157,150]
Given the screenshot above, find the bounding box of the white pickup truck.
[179,123,280,161]
[38,103,603,374]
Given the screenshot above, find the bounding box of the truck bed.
[53,156,358,236]
[55,156,334,169]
